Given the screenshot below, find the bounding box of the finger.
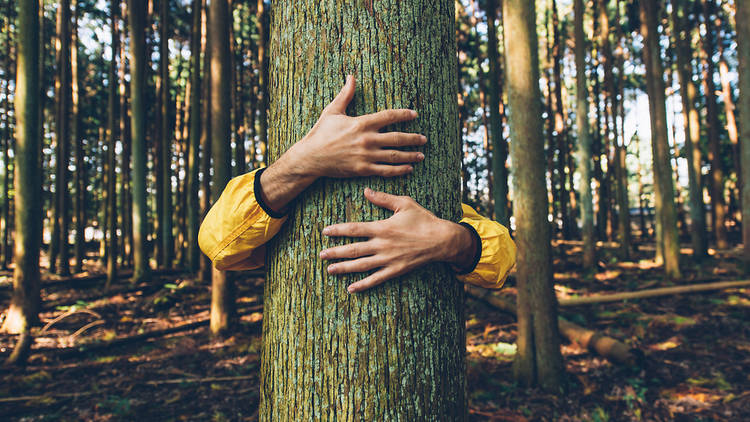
[364,188,410,212]
[347,266,401,293]
[324,75,355,115]
[322,221,378,238]
[327,256,386,275]
[358,109,417,129]
[319,240,377,260]
[373,149,424,164]
[367,164,414,178]
[371,132,427,148]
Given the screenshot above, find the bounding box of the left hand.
[320,188,477,293]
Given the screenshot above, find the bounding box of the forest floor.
[0,241,749,421]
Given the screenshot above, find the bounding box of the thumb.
[324,75,355,115]
[364,188,407,212]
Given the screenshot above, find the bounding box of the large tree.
[260,1,465,418]
[502,0,564,390]
[639,0,681,279]
[1,0,42,334]
[574,0,595,269]
[208,0,234,336]
[128,0,149,283]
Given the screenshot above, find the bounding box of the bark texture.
[502,0,564,391]
[261,2,465,419]
[738,0,750,270]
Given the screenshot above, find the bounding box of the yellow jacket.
[198,168,516,289]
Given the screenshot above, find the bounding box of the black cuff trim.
[254,167,288,219]
[455,222,482,275]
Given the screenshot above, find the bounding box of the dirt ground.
[1,241,749,421]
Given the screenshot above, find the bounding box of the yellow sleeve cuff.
[198,168,287,271]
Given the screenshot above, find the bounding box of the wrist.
[441,221,480,274]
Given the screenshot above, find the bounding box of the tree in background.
[128,0,149,283]
[738,0,750,272]
[639,0,681,279]
[106,0,119,288]
[208,0,234,336]
[1,0,42,334]
[186,0,201,273]
[261,1,466,417]
[159,0,173,269]
[502,0,564,391]
[574,0,595,270]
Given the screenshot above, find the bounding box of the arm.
[198,75,427,269]
[320,190,516,293]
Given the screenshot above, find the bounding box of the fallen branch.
[558,279,750,306]
[466,286,640,365]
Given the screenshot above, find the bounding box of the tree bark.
[72,3,85,274]
[672,0,708,261]
[1,0,42,334]
[261,2,466,418]
[502,0,564,390]
[575,0,595,270]
[106,0,120,288]
[128,0,150,283]
[0,0,12,270]
[255,0,268,166]
[186,0,201,273]
[208,0,233,337]
[199,0,211,284]
[639,0,682,279]
[551,0,570,240]
[738,0,750,271]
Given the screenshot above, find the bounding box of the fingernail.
[408,166,414,173]
[328,264,336,273]
[421,135,427,143]
[417,153,425,160]
[322,227,331,235]
[364,187,372,195]
[319,250,327,259]
[411,110,418,118]
[347,285,355,293]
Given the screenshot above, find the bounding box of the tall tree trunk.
[672,0,708,261]
[503,0,564,390]
[1,0,42,334]
[639,0,682,279]
[738,0,750,271]
[232,9,245,176]
[199,0,211,284]
[159,0,173,269]
[120,0,132,267]
[208,0,234,337]
[186,0,201,273]
[486,0,509,226]
[261,2,466,418]
[129,0,150,283]
[551,0,570,239]
[72,1,85,273]
[256,0,268,165]
[0,0,11,270]
[702,0,728,249]
[106,0,120,288]
[575,0,595,270]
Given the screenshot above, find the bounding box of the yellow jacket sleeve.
[198,168,287,271]
[456,203,516,289]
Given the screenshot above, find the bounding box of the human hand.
[288,75,427,178]
[320,188,477,293]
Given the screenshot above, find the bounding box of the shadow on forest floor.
[0,241,749,421]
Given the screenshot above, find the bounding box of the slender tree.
[639,0,682,279]
[186,0,201,273]
[72,0,84,273]
[261,1,466,418]
[256,0,268,165]
[1,0,42,334]
[160,0,173,268]
[199,0,212,284]
[129,0,149,282]
[738,0,750,271]
[208,0,234,336]
[0,0,11,270]
[672,0,708,261]
[106,0,120,288]
[551,0,571,239]
[503,0,564,390]
[575,0,595,270]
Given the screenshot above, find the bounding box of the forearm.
[257,143,317,214]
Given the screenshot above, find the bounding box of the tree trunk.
[551,0,570,240]
[575,0,595,270]
[0,0,11,270]
[159,0,173,269]
[106,0,120,288]
[702,0,728,250]
[261,2,466,418]
[639,0,682,279]
[186,0,201,273]
[672,0,708,261]
[1,0,42,334]
[738,0,750,271]
[119,2,133,267]
[486,0,509,227]
[208,0,234,337]
[199,0,211,284]
[255,0,268,166]
[72,2,85,274]
[502,0,564,390]
[129,0,150,283]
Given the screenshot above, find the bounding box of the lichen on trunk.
[261,1,466,419]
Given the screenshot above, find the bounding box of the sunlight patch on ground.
[467,341,516,361]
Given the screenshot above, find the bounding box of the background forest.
[0,0,749,420]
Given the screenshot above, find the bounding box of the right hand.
[288,75,427,178]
